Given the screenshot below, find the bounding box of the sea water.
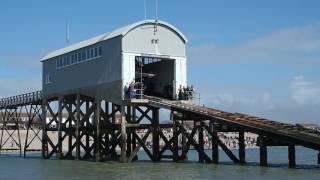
[0,147,319,180]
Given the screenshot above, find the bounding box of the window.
[82,51,86,61]
[45,74,52,84]
[86,50,90,60]
[75,53,78,62]
[90,48,94,58]
[78,52,82,62]
[71,54,75,64]
[63,57,67,66]
[98,46,102,56]
[94,47,98,57]
[66,56,70,66]
[151,39,159,44]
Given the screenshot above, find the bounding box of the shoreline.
[0,130,259,153]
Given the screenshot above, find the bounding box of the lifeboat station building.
[41,20,188,104]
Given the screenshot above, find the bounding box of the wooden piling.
[259,136,268,167]
[132,106,138,161]
[152,108,160,162]
[288,145,296,168]
[120,105,127,163]
[85,101,90,158]
[41,99,48,159]
[197,122,204,163]
[126,106,132,157]
[181,120,187,161]
[95,98,101,162]
[239,131,246,164]
[68,101,72,158]
[57,96,63,159]
[172,111,179,162]
[210,122,219,164]
[76,94,80,160]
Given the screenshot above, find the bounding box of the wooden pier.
[0,91,320,168]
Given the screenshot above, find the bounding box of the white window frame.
[55,46,103,70]
[45,74,52,84]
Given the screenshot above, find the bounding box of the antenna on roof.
[144,0,147,20]
[154,0,159,34]
[66,22,70,44]
[155,0,158,21]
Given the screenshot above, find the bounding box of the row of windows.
[56,46,102,69]
[135,56,162,65]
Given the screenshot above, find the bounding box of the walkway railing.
[0,91,42,108]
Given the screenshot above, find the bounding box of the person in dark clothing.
[189,85,195,100]
[124,83,130,99]
[184,86,189,100]
[178,86,183,100]
[129,81,135,99]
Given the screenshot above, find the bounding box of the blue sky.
[0,0,319,123]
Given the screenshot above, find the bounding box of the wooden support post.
[181,120,187,161]
[76,94,80,160]
[181,121,187,149]
[112,104,116,124]
[288,145,296,168]
[68,101,72,158]
[57,96,63,159]
[0,109,3,156]
[16,108,22,157]
[95,98,101,162]
[239,131,246,164]
[152,108,160,162]
[259,136,268,167]
[41,99,48,159]
[198,122,204,163]
[126,106,132,157]
[120,105,127,163]
[23,105,31,157]
[85,101,90,158]
[105,101,109,114]
[210,122,219,164]
[172,112,179,162]
[132,106,138,161]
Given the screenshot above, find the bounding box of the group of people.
[178,85,195,100]
[125,80,195,101]
[125,81,142,99]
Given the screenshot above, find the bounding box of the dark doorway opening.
[135,56,175,99]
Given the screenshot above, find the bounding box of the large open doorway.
[135,56,175,99]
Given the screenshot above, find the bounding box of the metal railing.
[0,91,42,108]
[191,92,201,106]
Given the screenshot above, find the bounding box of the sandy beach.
[0,129,258,155]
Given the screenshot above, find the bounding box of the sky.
[0,0,319,124]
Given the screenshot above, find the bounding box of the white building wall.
[122,52,138,95]
[174,57,187,95]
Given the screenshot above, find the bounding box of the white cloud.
[291,76,320,105]
[199,86,275,114]
[197,85,320,123]
[188,23,320,65]
[0,78,41,98]
[187,23,320,123]
[5,52,45,71]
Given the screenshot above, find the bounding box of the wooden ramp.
[146,96,320,151]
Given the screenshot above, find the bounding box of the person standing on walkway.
[129,81,135,99]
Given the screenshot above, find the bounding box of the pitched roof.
[41,19,187,61]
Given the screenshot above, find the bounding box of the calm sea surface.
[0,147,319,180]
